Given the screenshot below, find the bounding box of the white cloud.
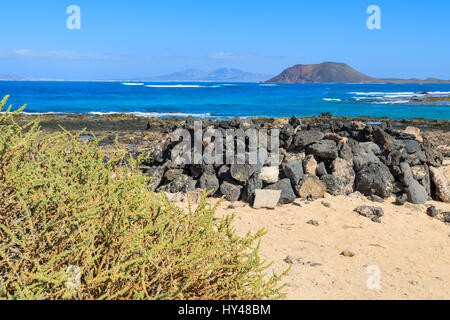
[13,49,33,55]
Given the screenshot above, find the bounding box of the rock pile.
[143,116,449,207]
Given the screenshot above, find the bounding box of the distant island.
[142,68,272,82]
[267,62,450,84]
[3,63,450,84]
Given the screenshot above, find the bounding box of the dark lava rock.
[265,178,296,204]
[423,146,443,167]
[307,219,319,226]
[145,165,164,192]
[217,165,232,181]
[366,195,384,203]
[292,130,324,148]
[230,163,262,184]
[189,165,204,179]
[371,216,382,223]
[352,142,381,170]
[426,206,438,218]
[385,149,402,167]
[198,172,220,195]
[281,125,295,148]
[241,174,263,204]
[220,181,243,201]
[395,193,407,205]
[282,159,304,185]
[402,150,427,166]
[339,142,353,163]
[373,127,394,146]
[164,168,183,182]
[307,140,338,160]
[317,162,328,177]
[289,115,302,127]
[355,162,394,198]
[402,139,421,154]
[284,255,302,265]
[400,162,428,204]
[201,164,216,175]
[320,174,339,196]
[149,142,171,163]
[442,212,450,223]
[169,174,196,193]
[354,205,384,223]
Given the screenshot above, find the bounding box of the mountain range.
[267,62,450,84]
[142,68,272,82]
[2,63,450,83]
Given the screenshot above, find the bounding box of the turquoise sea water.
[1,81,450,120]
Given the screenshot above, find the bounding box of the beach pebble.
[284,256,302,265]
[321,201,331,208]
[426,206,438,218]
[354,205,384,222]
[309,263,322,267]
[341,250,355,257]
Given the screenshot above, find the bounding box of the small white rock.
[253,189,281,209]
[258,166,279,184]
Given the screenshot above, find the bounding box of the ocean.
[1,81,450,120]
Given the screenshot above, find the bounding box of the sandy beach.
[176,168,450,300]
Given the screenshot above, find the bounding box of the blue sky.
[0,0,449,80]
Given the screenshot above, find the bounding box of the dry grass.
[0,95,285,300]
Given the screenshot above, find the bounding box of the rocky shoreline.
[8,112,450,221]
[11,112,450,155]
[411,95,450,102]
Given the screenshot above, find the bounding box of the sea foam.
[88,111,213,118]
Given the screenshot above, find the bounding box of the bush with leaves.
[0,96,285,300]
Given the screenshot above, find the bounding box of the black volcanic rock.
[141,115,448,207]
[267,62,373,83]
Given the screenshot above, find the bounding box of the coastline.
[10,112,450,158]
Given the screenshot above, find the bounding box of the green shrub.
[0,95,285,300]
